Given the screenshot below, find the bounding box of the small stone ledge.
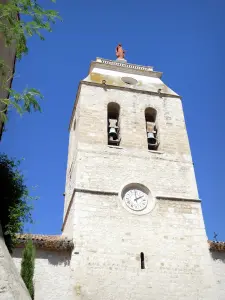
[156,196,201,202]
[75,188,118,196]
[15,234,74,251]
[108,145,123,149]
[209,241,225,252]
[108,146,163,153]
[148,150,164,154]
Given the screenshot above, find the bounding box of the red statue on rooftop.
[116,43,125,59]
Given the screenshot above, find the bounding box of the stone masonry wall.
[64,84,199,209]
[76,85,192,155]
[0,225,31,300]
[64,84,218,299]
[63,101,81,221]
[71,193,217,300]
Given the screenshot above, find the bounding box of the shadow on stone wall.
[13,248,71,266]
[211,252,225,263]
[47,251,71,266]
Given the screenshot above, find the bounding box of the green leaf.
[0,111,8,123]
[0,154,37,252]
[0,0,60,122]
[11,101,23,115]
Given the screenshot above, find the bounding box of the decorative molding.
[156,196,201,202]
[96,57,153,72]
[91,61,163,79]
[75,188,118,196]
[148,150,164,154]
[108,145,123,149]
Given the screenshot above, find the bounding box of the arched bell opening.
[145,107,158,150]
[107,102,121,146]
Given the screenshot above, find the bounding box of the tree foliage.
[0,153,35,252]
[0,0,60,121]
[21,239,35,299]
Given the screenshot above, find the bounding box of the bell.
[109,127,117,140]
[147,132,157,145]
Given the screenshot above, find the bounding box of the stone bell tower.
[62,47,218,299]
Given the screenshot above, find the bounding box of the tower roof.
[82,57,179,97]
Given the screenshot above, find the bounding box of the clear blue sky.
[1,0,225,240]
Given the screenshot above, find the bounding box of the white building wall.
[210,252,225,300]
[13,248,73,300]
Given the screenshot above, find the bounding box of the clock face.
[123,189,148,211]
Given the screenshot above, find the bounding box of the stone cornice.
[89,58,163,78]
[96,57,154,71]
[75,188,118,196]
[156,196,201,202]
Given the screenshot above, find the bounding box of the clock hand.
[134,195,144,202]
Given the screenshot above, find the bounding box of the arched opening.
[145,107,157,123]
[145,107,158,150]
[107,102,120,146]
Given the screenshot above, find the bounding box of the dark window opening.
[140,252,145,269]
[108,102,121,146]
[145,107,158,150]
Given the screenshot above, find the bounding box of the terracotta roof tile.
[15,237,224,252]
[15,234,74,251]
[208,240,225,252]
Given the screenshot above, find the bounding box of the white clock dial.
[124,189,148,211]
